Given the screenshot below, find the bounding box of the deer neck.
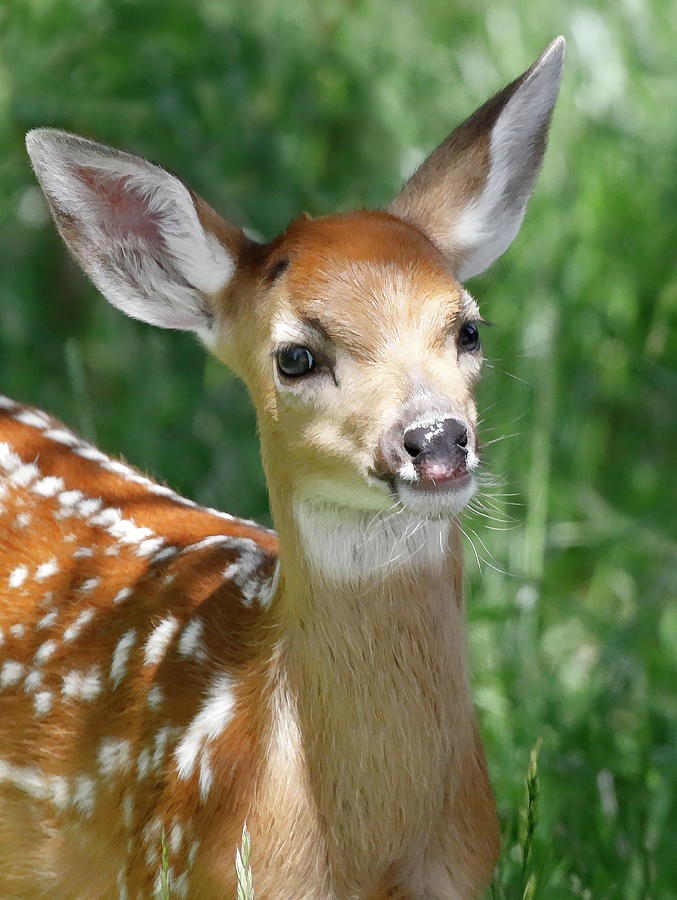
[265,496,475,880]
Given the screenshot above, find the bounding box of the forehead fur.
[281,209,454,278]
[270,211,463,349]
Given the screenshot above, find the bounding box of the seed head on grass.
[520,739,542,899]
[236,821,254,900]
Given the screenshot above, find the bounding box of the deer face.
[222,211,483,521]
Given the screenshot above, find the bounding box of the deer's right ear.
[388,37,565,282]
[26,129,243,339]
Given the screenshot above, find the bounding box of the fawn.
[0,37,564,899]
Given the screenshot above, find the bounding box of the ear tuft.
[26,129,237,334]
[389,37,565,281]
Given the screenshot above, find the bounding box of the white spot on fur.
[33,476,65,497]
[63,607,95,641]
[9,565,29,589]
[152,727,172,770]
[0,661,25,688]
[37,610,58,629]
[90,507,122,528]
[146,685,164,709]
[111,629,137,688]
[174,672,236,782]
[14,409,50,428]
[79,577,100,595]
[73,545,95,558]
[173,871,189,899]
[10,623,26,639]
[24,670,43,692]
[170,820,183,854]
[117,868,129,900]
[177,619,207,662]
[49,775,70,810]
[36,557,59,581]
[151,546,179,565]
[122,791,134,828]
[143,815,163,852]
[109,519,154,545]
[34,691,53,716]
[0,443,22,472]
[137,537,165,557]
[15,511,32,528]
[35,640,58,665]
[9,463,40,488]
[187,839,200,869]
[98,738,132,778]
[137,747,151,781]
[113,586,132,605]
[222,538,267,606]
[144,616,179,667]
[44,428,80,446]
[73,775,96,817]
[181,535,232,554]
[198,749,213,801]
[76,445,109,464]
[79,498,104,518]
[62,666,101,702]
[0,760,47,799]
[59,489,85,508]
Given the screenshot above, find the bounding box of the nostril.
[403,429,425,459]
[456,428,468,448]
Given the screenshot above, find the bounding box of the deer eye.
[276,345,315,378]
[458,321,481,352]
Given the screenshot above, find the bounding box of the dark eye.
[459,321,481,352]
[276,345,315,378]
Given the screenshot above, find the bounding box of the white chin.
[395,475,476,518]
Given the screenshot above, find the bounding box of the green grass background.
[1,1,675,896]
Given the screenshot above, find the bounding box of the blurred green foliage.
[0,0,675,896]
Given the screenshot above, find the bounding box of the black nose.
[403,417,468,461]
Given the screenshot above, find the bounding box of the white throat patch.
[293,500,451,583]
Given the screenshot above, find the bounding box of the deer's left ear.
[26,129,245,340]
[388,37,565,281]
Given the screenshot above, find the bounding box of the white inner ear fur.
[452,52,563,280]
[26,130,234,335]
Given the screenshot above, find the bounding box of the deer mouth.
[403,463,472,491]
[388,469,476,517]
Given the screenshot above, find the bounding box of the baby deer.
[0,37,564,899]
